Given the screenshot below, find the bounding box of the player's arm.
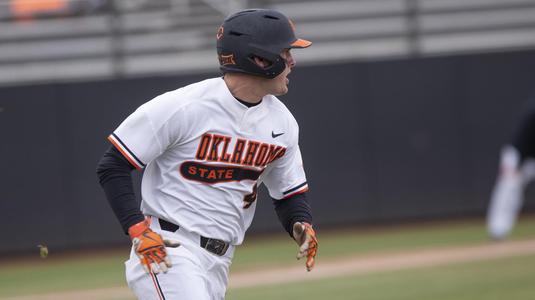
[260,110,317,270]
[272,192,317,271]
[96,145,144,232]
[96,145,174,274]
[272,192,312,236]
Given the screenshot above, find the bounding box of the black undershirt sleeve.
[272,192,313,237]
[96,145,145,234]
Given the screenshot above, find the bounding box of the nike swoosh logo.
[272,131,284,138]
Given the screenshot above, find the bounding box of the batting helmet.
[216,9,311,79]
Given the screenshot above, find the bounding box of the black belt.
[158,218,230,256]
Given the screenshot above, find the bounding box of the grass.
[227,253,535,300]
[0,255,127,296]
[0,216,534,298]
[231,216,535,271]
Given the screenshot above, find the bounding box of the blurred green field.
[227,253,535,300]
[1,216,535,299]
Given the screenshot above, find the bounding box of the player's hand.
[292,222,318,272]
[128,220,180,274]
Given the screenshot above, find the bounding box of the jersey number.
[243,184,258,209]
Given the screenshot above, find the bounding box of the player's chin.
[273,85,289,96]
[267,73,289,96]
[276,78,290,95]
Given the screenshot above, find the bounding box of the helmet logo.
[216,26,224,40]
[219,54,236,66]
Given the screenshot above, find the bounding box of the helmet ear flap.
[248,55,274,70]
[245,46,286,78]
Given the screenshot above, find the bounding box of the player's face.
[270,49,295,96]
[256,49,295,96]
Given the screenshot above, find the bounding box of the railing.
[1,0,535,87]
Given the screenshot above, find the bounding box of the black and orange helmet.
[216,9,311,79]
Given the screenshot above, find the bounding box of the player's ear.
[252,56,271,69]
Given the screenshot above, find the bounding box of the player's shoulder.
[141,77,222,112]
[158,78,221,103]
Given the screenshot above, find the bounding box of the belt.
[158,218,230,257]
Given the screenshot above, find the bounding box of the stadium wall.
[1,50,535,252]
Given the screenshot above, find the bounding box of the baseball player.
[487,96,535,240]
[96,9,317,300]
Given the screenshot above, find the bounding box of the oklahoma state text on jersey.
[181,133,286,184]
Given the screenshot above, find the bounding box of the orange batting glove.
[292,222,318,272]
[128,219,179,274]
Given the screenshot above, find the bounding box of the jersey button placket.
[239,109,253,134]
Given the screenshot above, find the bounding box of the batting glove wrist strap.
[128,219,151,238]
[292,222,318,272]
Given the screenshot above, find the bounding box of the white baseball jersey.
[108,77,308,245]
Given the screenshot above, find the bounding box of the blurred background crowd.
[1,0,535,86]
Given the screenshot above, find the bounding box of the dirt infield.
[5,239,535,300]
